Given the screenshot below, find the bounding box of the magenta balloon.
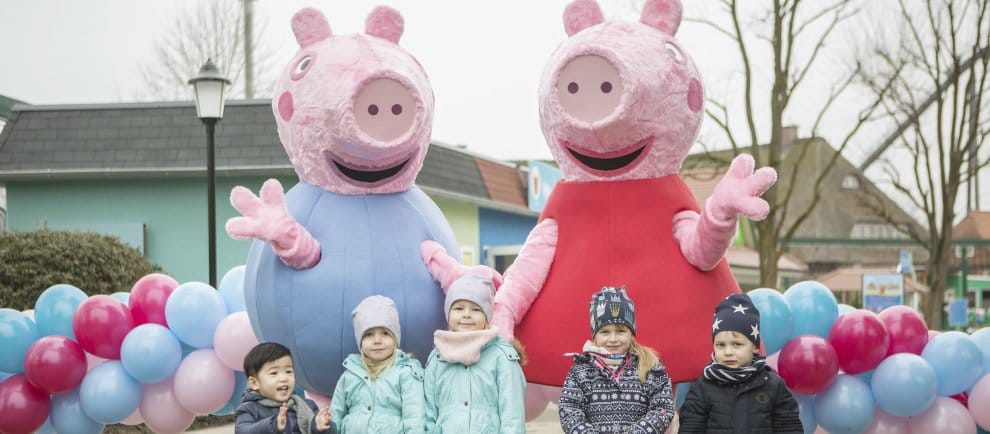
[908,397,976,434]
[827,310,889,374]
[524,385,550,422]
[71,295,135,359]
[0,375,51,434]
[877,306,928,356]
[23,336,87,394]
[129,273,179,327]
[305,390,331,409]
[139,377,195,434]
[861,407,909,434]
[777,335,839,394]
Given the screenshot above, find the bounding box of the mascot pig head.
[539,0,704,181]
[274,6,434,195]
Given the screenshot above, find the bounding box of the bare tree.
[138,0,274,101]
[686,0,893,287]
[855,0,990,327]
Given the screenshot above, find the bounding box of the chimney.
[780,125,798,154]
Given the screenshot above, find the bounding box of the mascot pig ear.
[292,7,333,48]
[563,0,605,37]
[640,0,682,35]
[366,6,404,44]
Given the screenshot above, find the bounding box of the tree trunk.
[757,218,780,288]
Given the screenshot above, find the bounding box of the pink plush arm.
[420,241,503,290]
[673,154,776,271]
[490,218,559,341]
[226,179,321,269]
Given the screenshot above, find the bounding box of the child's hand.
[315,407,332,430]
[277,403,288,432]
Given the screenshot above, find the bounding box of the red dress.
[515,175,741,385]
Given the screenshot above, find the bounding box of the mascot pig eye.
[291,56,313,80]
[600,82,612,93]
[568,82,579,94]
[664,43,684,63]
[354,78,417,142]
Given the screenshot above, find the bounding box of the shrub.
[0,230,162,310]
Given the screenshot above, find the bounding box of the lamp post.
[189,59,230,288]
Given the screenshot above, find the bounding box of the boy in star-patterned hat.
[678,293,803,433]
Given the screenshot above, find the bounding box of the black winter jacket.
[678,365,803,434]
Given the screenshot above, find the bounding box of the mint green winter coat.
[330,349,425,434]
[423,336,526,434]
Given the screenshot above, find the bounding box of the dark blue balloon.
[244,183,459,395]
[674,382,690,409]
[748,288,793,354]
[51,388,105,434]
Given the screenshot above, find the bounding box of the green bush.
[0,230,162,310]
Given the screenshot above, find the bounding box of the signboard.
[898,250,914,274]
[527,160,563,213]
[948,299,968,328]
[862,273,904,313]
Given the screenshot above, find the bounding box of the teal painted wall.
[5,178,486,284]
[5,176,296,285]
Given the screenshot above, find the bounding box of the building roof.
[0,100,535,216]
[816,266,929,293]
[953,211,990,239]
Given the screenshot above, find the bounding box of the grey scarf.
[257,394,314,434]
[703,353,767,385]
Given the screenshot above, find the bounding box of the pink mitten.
[708,154,776,222]
[226,179,321,269]
[420,240,503,290]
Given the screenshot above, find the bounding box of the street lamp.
[189,59,231,288]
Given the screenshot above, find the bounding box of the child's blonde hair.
[629,338,660,384]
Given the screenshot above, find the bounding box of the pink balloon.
[828,310,889,374]
[71,295,135,359]
[909,397,976,434]
[969,374,990,429]
[173,349,235,414]
[23,335,87,394]
[813,426,828,434]
[120,408,144,426]
[778,335,839,394]
[928,329,941,341]
[139,377,194,434]
[129,274,179,327]
[862,407,910,434]
[213,312,260,371]
[524,385,550,422]
[0,375,51,434]
[878,306,928,356]
[305,390,331,409]
[85,352,107,372]
[540,384,563,403]
[766,351,780,371]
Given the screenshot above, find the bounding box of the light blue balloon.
[79,360,141,424]
[218,265,247,314]
[783,281,838,338]
[0,371,10,382]
[35,417,56,434]
[214,371,249,415]
[855,369,874,386]
[120,324,182,382]
[838,304,855,316]
[814,375,874,434]
[0,308,41,373]
[674,382,691,410]
[921,331,983,396]
[748,288,793,354]
[971,327,990,377]
[110,292,130,306]
[51,388,105,434]
[871,353,936,416]
[796,395,816,434]
[34,284,87,339]
[164,282,227,348]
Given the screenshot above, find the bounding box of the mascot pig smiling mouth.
[227,6,498,396]
[490,0,777,386]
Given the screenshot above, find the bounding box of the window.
[850,222,908,239]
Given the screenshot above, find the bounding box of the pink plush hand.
[420,240,502,290]
[708,154,777,222]
[226,179,321,269]
[490,303,518,342]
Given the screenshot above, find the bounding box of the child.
[423,274,526,433]
[558,286,676,433]
[236,342,334,434]
[678,293,803,433]
[330,295,425,433]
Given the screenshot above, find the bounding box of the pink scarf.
[433,327,500,365]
